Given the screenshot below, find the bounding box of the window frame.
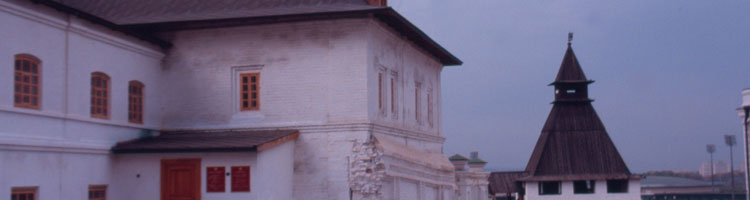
[128,81,144,124]
[89,185,107,200]
[11,187,37,200]
[90,72,110,119]
[13,54,42,110]
[538,181,561,195]
[240,72,260,111]
[573,180,596,194]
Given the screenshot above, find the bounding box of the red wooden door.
[161,159,201,200]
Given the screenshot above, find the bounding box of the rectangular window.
[427,90,433,127]
[415,85,421,123]
[538,181,561,195]
[89,185,106,200]
[573,180,595,194]
[606,179,628,193]
[378,72,383,110]
[11,187,37,200]
[128,81,144,124]
[13,55,41,109]
[91,72,110,119]
[390,77,395,114]
[240,73,260,111]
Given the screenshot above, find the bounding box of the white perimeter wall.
[524,180,641,200]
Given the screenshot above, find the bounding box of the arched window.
[14,54,41,109]
[128,81,144,124]
[91,72,110,119]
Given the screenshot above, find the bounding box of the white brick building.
[0,0,489,199]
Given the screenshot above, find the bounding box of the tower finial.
[568,32,573,46]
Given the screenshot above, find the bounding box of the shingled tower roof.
[553,43,588,83]
[521,40,631,181]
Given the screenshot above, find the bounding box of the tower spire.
[551,38,593,103]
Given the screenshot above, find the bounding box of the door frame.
[161,158,201,200]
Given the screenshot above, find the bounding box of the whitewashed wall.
[111,141,294,200]
[158,16,455,199]
[366,19,443,138]
[365,19,446,154]
[0,1,163,199]
[159,18,370,129]
[524,179,641,200]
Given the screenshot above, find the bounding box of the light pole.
[708,144,716,192]
[726,134,737,200]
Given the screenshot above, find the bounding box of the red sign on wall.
[206,166,225,192]
[231,166,250,192]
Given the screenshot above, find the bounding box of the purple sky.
[390,0,750,172]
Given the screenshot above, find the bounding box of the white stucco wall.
[157,16,454,200]
[524,179,641,200]
[366,19,444,141]
[0,0,164,156]
[111,141,294,200]
[0,1,162,200]
[0,150,113,200]
[159,18,369,129]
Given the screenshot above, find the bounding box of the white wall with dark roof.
[0,1,163,200]
[0,1,477,199]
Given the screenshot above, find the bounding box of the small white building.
[0,0,489,199]
[738,88,750,196]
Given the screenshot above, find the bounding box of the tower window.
[573,180,595,194]
[91,72,110,119]
[13,54,41,109]
[539,181,561,195]
[240,73,260,111]
[606,179,629,193]
[128,81,144,124]
[566,89,576,94]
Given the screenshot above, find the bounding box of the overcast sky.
[389,0,750,172]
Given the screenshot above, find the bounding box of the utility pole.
[708,144,716,192]
[727,135,737,200]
